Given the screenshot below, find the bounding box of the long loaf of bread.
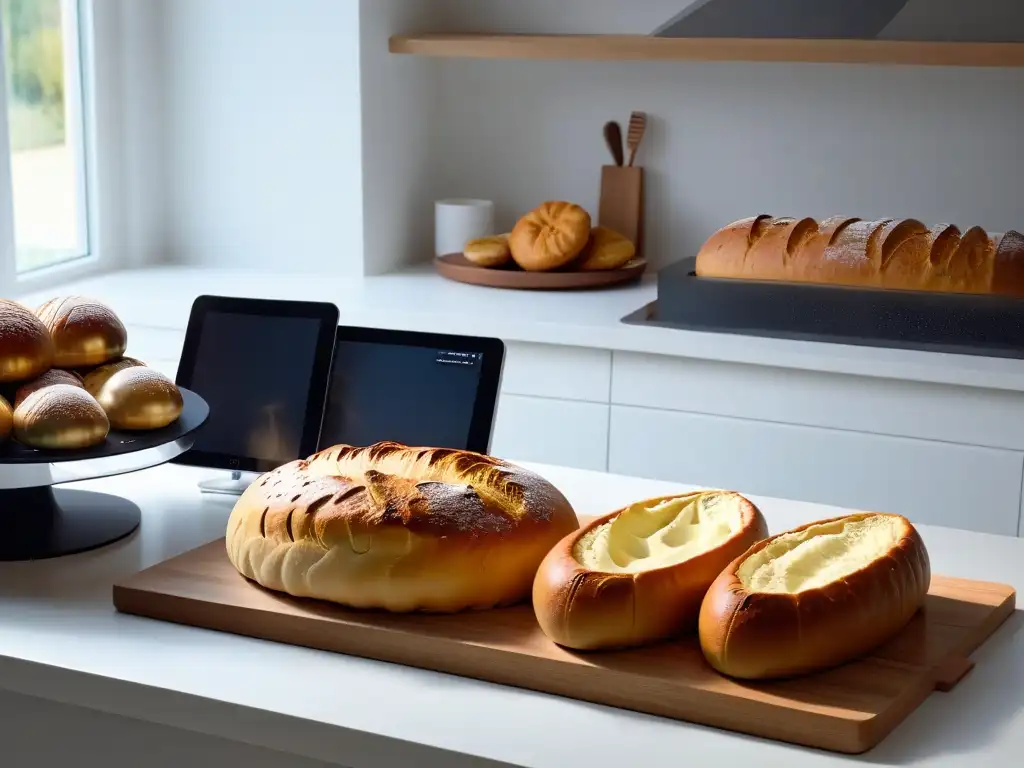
[695,216,1024,297]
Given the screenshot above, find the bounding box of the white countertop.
[15,264,1024,392]
[1,462,1021,767]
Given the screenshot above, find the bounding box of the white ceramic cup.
[435,199,495,256]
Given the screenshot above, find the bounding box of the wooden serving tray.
[434,253,646,290]
[113,540,1016,754]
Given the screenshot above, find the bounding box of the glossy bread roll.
[464,234,511,268]
[13,384,109,449]
[533,491,768,651]
[36,296,127,368]
[575,226,636,271]
[0,299,54,383]
[509,201,592,271]
[699,512,930,680]
[14,368,84,408]
[96,366,183,430]
[226,442,580,612]
[0,394,11,442]
[83,356,147,397]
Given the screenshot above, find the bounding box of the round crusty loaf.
[96,366,183,430]
[509,201,592,272]
[699,512,930,680]
[533,491,767,651]
[36,295,128,368]
[0,394,11,442]
[0,299,54,383]
[13,383,110,449]
[694,215,1024,297]
[226,441,580,612]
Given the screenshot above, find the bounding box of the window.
[0,0,90,284]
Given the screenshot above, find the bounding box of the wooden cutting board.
[113,539,1016,755]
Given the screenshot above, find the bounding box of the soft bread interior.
[737,515,904,594]
[573,493,744,573]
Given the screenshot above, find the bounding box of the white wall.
[431,0,1024,270]
[161,0,365,274]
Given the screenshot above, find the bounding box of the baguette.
[226,441,579,613]
[695,215,1024,297]
[533,491,767,651]
[698,512,930,680]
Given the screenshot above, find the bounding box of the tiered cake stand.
[0,388,209,562]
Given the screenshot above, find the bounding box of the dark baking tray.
[622,257,1024,359]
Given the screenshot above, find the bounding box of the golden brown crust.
[574,226,636,271]
[83,356,147,397]
[509,201,592,272]
[226,441,580,612]
[0,394,11,441]
[35,296,127,368]
[14,368,84,408]
[532,491,768,651]
[463,234,512,268]
[12,384,110,449]
[695,215,1023,296]
[96,367,183,430]
[0,299,54,383]
[698,512,931,680]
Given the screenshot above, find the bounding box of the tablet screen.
[320,341,487,451]
[186,311,321,465]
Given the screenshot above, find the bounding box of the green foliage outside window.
[2,0,66,151]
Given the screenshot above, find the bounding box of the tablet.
[319,327,505,455]
[173,295,339,473]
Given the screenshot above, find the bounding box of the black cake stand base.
[0,486,142,561]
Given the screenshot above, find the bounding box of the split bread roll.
[509,201,592,271]
[226,441,580,612]
[464,234,512,268]
[36,296,128,368]
[699,512,930,680]
[533,491,768,651]
[0,394,11,442]
[575,226,636,271]
[0,299,54,383]
[695,215,1024,297]
[13,384,109,449]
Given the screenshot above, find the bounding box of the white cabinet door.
[491,394,609,472]
[502,342,611,403]
[609,405,1023,536]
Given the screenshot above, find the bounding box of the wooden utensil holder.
[598,165,645,259]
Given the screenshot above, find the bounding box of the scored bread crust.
[532,491,768,651]
[698,512,930,680]
[0,299,54,383]
[226,441,580,612]
[694,215,1024,296]
[36,296,128,368]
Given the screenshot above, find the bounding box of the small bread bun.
[463,234,511,268]
[0,394,12,442]
[14,368,84,408]
[0,299,54,383]
[35,296,127,368]
[576,226,636,271]
[13,384,109,449]
[509,201,592,271]
[533,491,768,651]
[699,512,931,680]
[96,367,183,430]
[83,356,147,397]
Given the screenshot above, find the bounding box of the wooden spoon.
[603,121,624,167]
[626,111,647,167]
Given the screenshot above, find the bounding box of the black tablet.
[319,327,505,455]
[173,295,339,473]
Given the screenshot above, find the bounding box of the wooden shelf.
[388,34,1024,68]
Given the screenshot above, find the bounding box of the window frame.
[0,0,107,297]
